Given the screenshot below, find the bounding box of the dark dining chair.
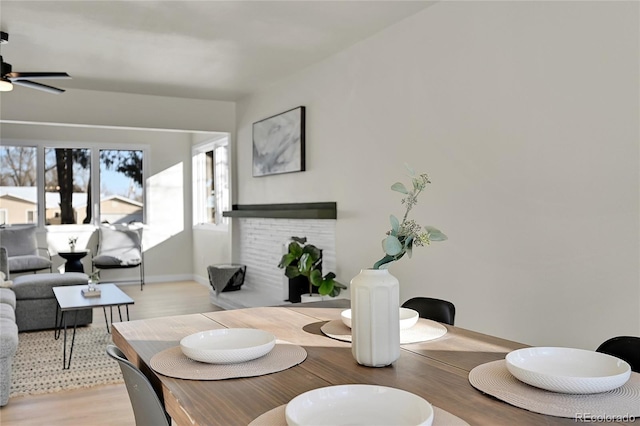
[106,345,171,426]
[401,297,456,325]
[596,336,640,373]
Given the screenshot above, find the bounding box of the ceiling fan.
[0,31,71,94]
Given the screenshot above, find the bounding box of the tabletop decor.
[469,360,640,419]
[285,384,434,426]
[351,165,447,367]
[321,317,447,345]
[249,404,470,426]
[68,236,77,251]
[150,342,307,380]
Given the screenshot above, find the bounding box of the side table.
[58,250,89,273]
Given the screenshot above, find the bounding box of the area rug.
[10,325,123,397]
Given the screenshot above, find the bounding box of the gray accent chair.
[106,345,171,426]
[92,225,144,290]
[0,224,52,274]
[0,247,18,406]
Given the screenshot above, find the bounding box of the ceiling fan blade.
[12,80,65,94]
[6,72,70,81]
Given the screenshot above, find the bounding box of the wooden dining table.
[112,302,624,426]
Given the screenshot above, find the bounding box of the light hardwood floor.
[1,280,224,426]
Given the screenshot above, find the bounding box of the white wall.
[235,1,639,349]
[1,89,236,284]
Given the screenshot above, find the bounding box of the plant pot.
[300,294,327,303]
[287,276,318,303]
[350,268,400,367]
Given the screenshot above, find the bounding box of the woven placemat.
[321,318,447,344]
[469,360,640,419]
[248,403,470,425]
[150,342,307,380]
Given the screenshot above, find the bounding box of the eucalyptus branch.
[373,165,447,269]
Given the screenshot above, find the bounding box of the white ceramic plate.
[285,384,434,426]
[505,347,631,394]
[340,308,419,330]
[180,328,276,364]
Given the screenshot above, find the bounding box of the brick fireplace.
[211,203,337,309]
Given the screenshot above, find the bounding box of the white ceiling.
[0,1,433,101]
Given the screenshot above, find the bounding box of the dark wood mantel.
[222,202,336,219]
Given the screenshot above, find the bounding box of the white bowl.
[285,384,434,426]
[505,347,631,394]
[340,308,419,330]
[180,328,276,364]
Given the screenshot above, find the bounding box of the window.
[0,142,146,226]
[99,149,144,224]
[45,147,91,225]
[0,145,37,225]
[193,137,230,227]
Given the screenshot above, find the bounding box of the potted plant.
[278,236,346,302]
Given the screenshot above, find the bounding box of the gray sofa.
[0,248,18,406]
[0,246,93,406]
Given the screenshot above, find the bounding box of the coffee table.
[53,283,134,369]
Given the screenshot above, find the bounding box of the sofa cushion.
[0,318,18,358]
[0,225,38,256]
[0,304,15,322]
[13,272,89,300]
[93,225,142,267]
[8,255,52,273]
[0,289,15,309]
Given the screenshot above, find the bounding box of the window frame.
[192,135,230,231]
[1,138,148,228]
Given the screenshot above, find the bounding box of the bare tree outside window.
[45,148,91,225]
[0,146,38,225]
[100,149,144,224]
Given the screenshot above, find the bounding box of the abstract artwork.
[252,106,305,177]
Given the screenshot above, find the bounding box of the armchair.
[0,225,52,277]
[92,224,144,290]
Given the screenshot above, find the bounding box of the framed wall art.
[252,106,305,177]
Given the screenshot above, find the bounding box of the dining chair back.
[596,336,640,373]
[106,345,171,426]
[401,297,456,325]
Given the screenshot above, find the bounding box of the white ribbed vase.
[350,269,400,367]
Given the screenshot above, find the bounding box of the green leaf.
[324,271,336,280]
[309,269,323,286]
[302,244,322,262]
[298,253,313,275]
[404,163,415,176]
[277,253,296,268]
[284,265,301,279]
[390,215,400,233]
[391,182,409,194]
[404,235,414,248]
[318,279,333,295]
[288,242,303,258]
[425,226,448,241]
[383,235,403,256]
